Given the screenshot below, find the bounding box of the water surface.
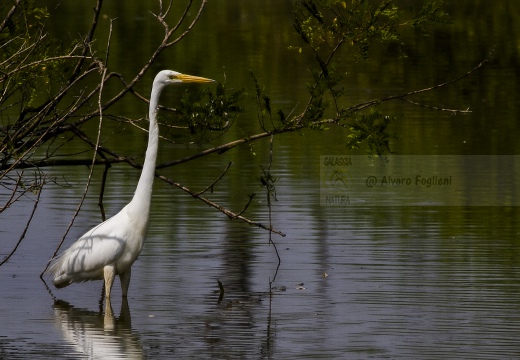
[2,1,520,359]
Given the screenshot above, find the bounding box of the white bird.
[47,70,215,299]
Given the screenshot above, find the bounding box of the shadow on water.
[52,298,144,359]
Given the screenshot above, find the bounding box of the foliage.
[0,1,60,212]
[1,0,488,265]
[0,0,454,178]
[346,109,399,156]
[278,0,450,155]
[176,81,244,143]
[292,0,449,58]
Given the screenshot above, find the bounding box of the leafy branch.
[0,0,492,266]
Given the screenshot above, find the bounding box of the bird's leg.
[104,297,115,331]
[120,268,131,298]
[104,265,116,299]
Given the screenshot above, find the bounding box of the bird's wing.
[50,215,127,276]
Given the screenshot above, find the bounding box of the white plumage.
[48,70,215,298]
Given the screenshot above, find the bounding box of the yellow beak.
[177,73,215,83]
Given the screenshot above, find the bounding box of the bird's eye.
[168,74,177,80]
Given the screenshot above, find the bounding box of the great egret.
[47,70,215,299]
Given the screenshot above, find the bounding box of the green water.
[1,1,520,358]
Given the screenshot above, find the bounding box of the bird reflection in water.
[53,298,144,359]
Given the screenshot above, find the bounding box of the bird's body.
[48,70,214,298]
[50,204,144,290]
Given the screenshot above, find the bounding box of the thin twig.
[2,55,94,81]
[347,47,495,113]
[96,18,116,222]
[1,175,43,267]
[41,24,113,275]
[398,97,471,114]
[235,193,256,217]
[195,161,232,196]
[0,0,22,34]
[2,126,298,173]
[53,0,209,136]
[266,134,281,264]
[165,0,206,47]
[69,0,103,80]
[156,128,288,169]
[98,163,110,221]
[0,172,22,212]
[157,172,286,237]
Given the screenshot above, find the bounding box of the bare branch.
[195,161,233,196]
[265,134,280,263]
[0,174,43,267]
[157,172,286,237]
[235,193,256,217]
[398,97,471,114]
[0,172,22,211]
[42,20,113,273]
[165,0,206,47]
[2,55,95,81]
[0,0,22,34]
[347,47,495,113]
[156,128,289,169]
[69,0,103,80]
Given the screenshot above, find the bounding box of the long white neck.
[127,81,164,221]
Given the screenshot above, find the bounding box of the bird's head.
[154,70,215,86]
